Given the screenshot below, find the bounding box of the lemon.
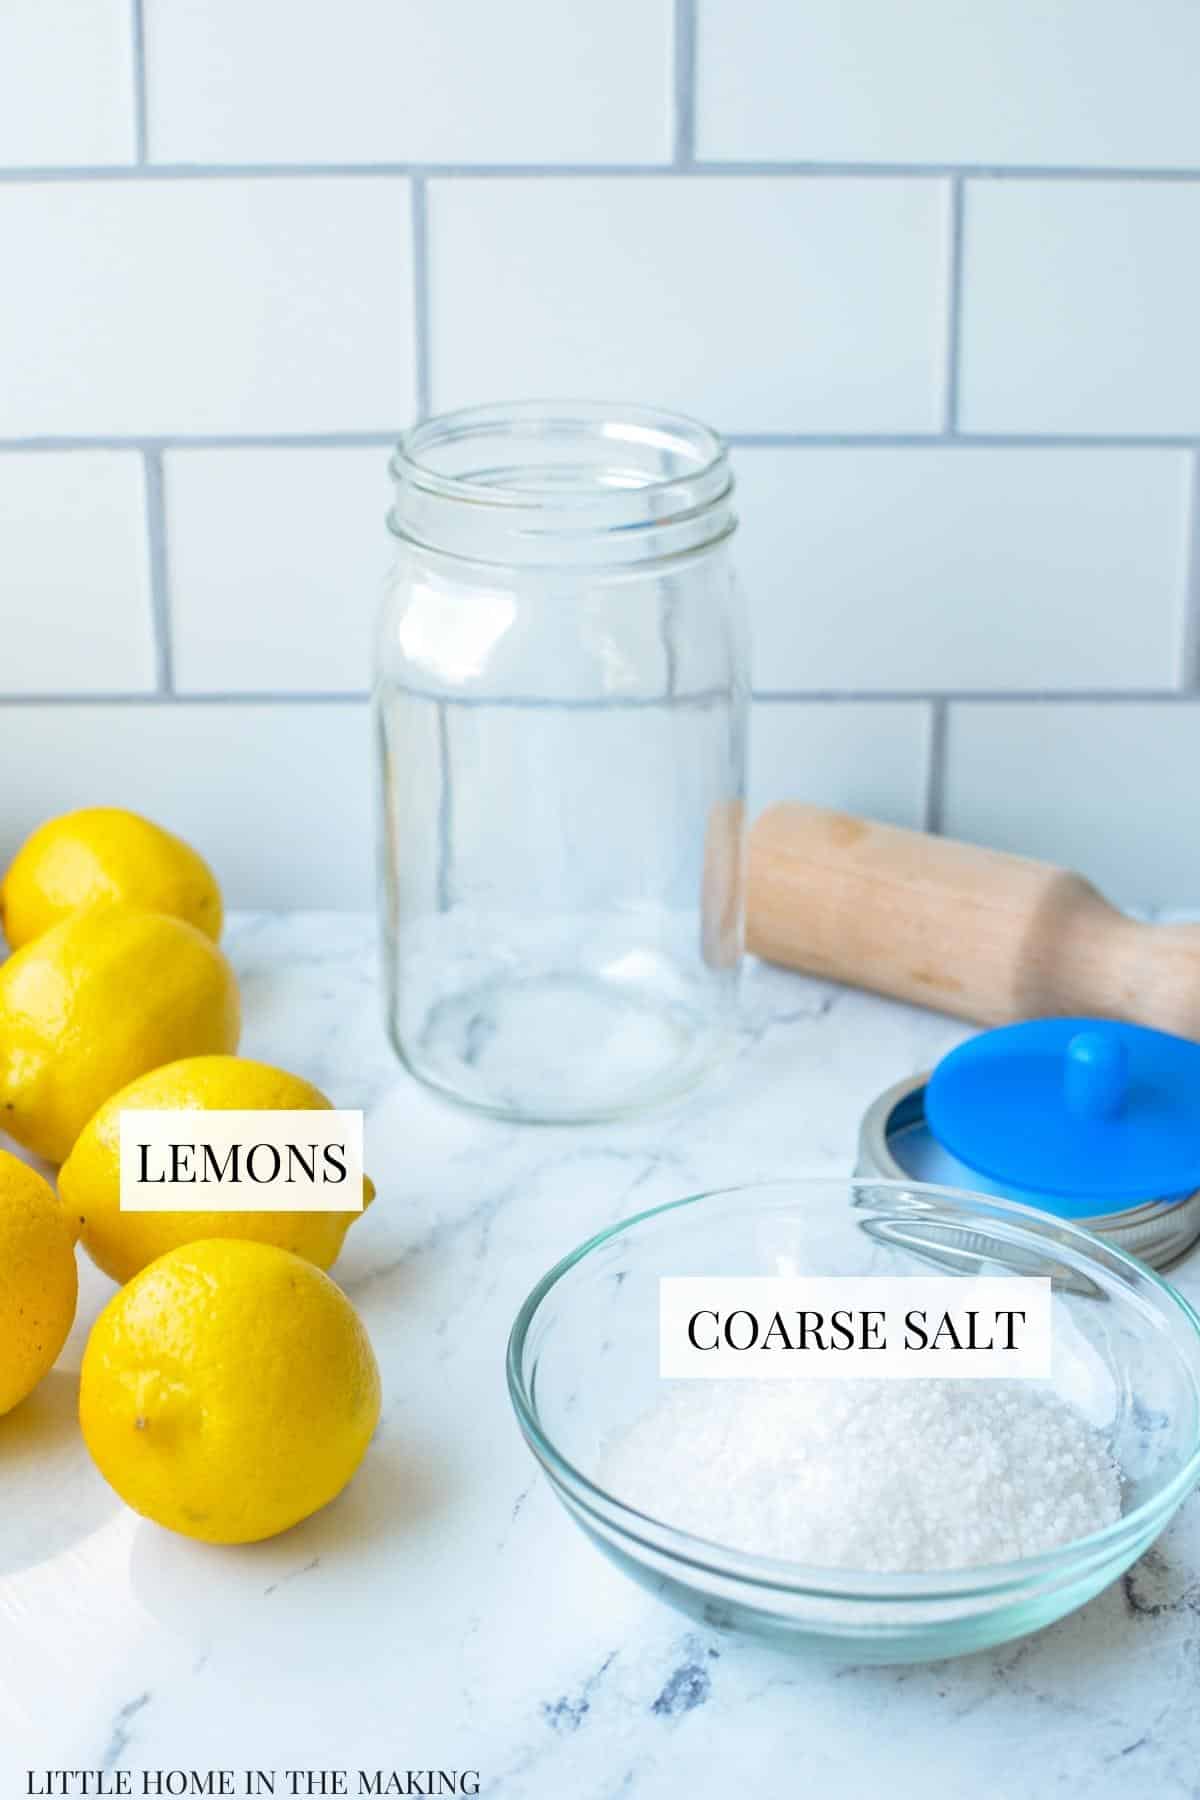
[1,807,222,950]
[61,1055,374,1285]
[0,1149,78,1416]
[0,906,240,1164]
[80,1239,380,1544]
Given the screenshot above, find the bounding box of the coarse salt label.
[659,1276,1052,1379]
[119,1110,364,1212]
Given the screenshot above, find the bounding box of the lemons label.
[118,1109,365,1213]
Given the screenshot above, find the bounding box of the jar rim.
[390,399,728,511]
[388,401,735,568]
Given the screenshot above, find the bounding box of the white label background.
[119,1110,364,1212]
[660,1277,1052,1379]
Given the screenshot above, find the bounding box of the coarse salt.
[599,1380,1121,1572]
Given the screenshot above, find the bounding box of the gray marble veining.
[4,912,1198,1799]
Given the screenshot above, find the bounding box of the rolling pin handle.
[746,802,1200,1038]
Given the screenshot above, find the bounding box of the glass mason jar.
[375,402,749,1123]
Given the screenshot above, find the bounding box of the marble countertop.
[5,912,1199,1799]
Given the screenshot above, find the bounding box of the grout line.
[129,0,149,163]
[659,591,680,698]
[0,434,401,452]
[1180,449,1200,690]
[142,449,173,693]
[924,700,949,832]
[410,177,432,421]
[0,692,371,707]
[727,432,1200,450]
[673,0,697,168]
[2,688,1199,710]
[0,162,673,184]
[943,178,966,434]
[3,432,1199,454]
[2,160,1200,182]
[753,688,1200,704]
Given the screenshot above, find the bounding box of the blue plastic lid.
[925,1018,1200,1213]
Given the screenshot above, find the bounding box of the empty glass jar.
[375,402,749,1122]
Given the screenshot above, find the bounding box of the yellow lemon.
[80,1239,381,1543]
[61,1056,374,1285]
[1,807,222,950]
[0,1149,78,1416]
[0,907,240,1165]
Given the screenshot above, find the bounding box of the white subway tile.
[697,0,1200,169]
[943,703,1200,910]
[0,179,414,436]
[734,448,1190,691]
[0,454,155,694]
[166,448,392,694]
[0,703,372,907]
[0,0,134,166]
[751,701,930,827]
[429,178,949,433]
[145,0,671,165]
[961,183,1200,436]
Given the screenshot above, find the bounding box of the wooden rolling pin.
[747,803,1200,1037]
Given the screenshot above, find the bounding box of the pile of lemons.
[0,808,380,1545]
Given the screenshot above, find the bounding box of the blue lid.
[925,1019,1200,1213]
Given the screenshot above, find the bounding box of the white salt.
[599,1380,1122,1572]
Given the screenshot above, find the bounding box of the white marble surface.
[4,912,1200,1797]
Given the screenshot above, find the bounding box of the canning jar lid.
[927,1019,1200,1212]
[857,1017,1200,1271]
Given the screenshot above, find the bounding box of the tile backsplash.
[1,0,1198,911]
[429,176,950,431]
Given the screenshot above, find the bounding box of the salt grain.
[599,1381,1121,1572]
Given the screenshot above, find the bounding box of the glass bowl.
[507,1178,1200,1663]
